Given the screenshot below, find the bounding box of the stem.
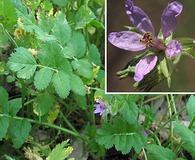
[60,111,78,133]
[188,116,195,129]
[143,148,148,160]
[154,107,186,135]
[143,95,164,104]
[36,64,58,72]
[0,23,18,47]
[0,113,86,141]
[166,95,173,149]
[170,94,178,120]
[146,129,161,146]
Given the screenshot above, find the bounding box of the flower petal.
[125,0,155,35]
[161,1,183,39]
[134,56,158,82]
[108,31,146,51]
[165,40,182,57]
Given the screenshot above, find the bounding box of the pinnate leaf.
[52,71,70,99]
[96,118,147,154]
[8,47,37,79]
[34,68,54,91]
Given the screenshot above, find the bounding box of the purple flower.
[94,99,107,116]
[108,0,183,82]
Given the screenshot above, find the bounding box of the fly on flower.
[108,0,184,90]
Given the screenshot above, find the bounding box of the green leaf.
[62,32,86,58]
[173,122,195,158]
[71,59,93,79]
[0,86,8,108]
[74,95,87,109]
[34,68,54,91]
[0,116,9,140]
[119,102,138,124]
[34,93,54,116]
[52,13,71,45]
[70,74,86,96]
[8,47,37,79]
[8,119,31,148]
[75,5,96,29]
[13,0,55,41]
[96,118,147,154]
[0,0,17,31]
[4,98,22,116]
[38,42,65,68]
[52,0,67,7]
[46,141,73,160]
[88,44,101,66]
[186,95,195,120]
[52,71,70,99]
[146,144,176,160]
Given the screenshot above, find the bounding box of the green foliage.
[8,47,37,79]
[71,59,93,79]
[34,68,54,91]
[52,0,68,7]
[8,119,31,148]
[96,118,147,154]
[13,0,56,42]
[52,13,71,46]
[0,86,8,107]
[146,144,176,160]
[0,0,16,31]
[186,95,195,120]
[5,98,22,116]
[119,99,138,124]
[173,122,195,158]
[88,44,101,66]
[52,71,70,99]
[0,116,9,140]
[0,88,30,148]
[63,32,86,58]
[75,5,96,29]
[33,93,55,116]
[46,141,73,160]
[70,74,86,96]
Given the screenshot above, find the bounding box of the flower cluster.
[108,0,183,82]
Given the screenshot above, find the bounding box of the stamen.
[140,32,154,47]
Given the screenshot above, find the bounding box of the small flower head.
[94,99,107,116]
